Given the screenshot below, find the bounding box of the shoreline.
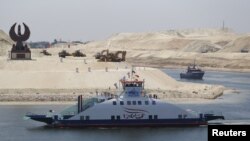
[162,65,250,73]
[0,89,234,105]
[0,86,225,103]
[129,63,250,73]
[0,90,236,105]
[0,98,219,105]
[0,87,238,105]
[0,101,75,105]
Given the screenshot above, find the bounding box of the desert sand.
[3,28,248,103]
[81,28,250,72]
[0,55,224,102]
[1,28,250,72]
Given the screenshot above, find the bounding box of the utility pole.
[222,20,225,31]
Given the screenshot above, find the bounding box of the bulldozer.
[58,50,71,58]
[96,49,126,62]
[72,50,86,57]
[40,50,51,56]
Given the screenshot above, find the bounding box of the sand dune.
[84,29,249,71]
[220,35,250,52]
[0,29,12,56]
[180,41,221,53]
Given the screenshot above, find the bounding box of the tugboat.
[180,61,205,79]
[25,72,223,127]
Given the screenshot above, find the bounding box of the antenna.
[131,65,134,81]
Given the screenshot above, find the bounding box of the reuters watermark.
[208,125,249,140]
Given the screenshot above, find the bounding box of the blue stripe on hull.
[51,119,207,128]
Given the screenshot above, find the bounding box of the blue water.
[0,69,249,141]
[163,69,250,120]
[164,69,250,91]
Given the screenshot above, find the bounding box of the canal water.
[0,69,249,141]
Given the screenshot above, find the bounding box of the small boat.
[25,73,223,128]
[180,61,205,79]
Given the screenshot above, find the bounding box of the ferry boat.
[25,76,223,127]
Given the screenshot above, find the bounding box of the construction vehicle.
[72,50,86,57]
[95,49,109,59]
[40,50,52,56]
[114,51,126,61]
[58,50,71,58]
[95,49,126,62]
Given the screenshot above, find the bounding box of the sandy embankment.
[0,55,224,103]
[1,28,250,73]
[82,29,250,72]
[126,51,250,73]
[1,28,237,104]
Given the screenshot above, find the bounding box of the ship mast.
[131,65,134,81]
[193,59,196,68]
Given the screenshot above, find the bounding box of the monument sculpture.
[9,23,31,60]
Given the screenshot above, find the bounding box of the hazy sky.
[1,0,250,42]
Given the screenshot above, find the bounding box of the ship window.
[145,101,149,105]
[149,115,152,120]
[86,116,90,120]
[154,115,158,119]
[127,101,131,105]
[152,101,156,105]
[120,101,124,105]
[80,116,84,120]
[116,115,120,120]
[113,101,117,105]
[111,115,115,120]
[138,101,142,105]
[132,101,136,105]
